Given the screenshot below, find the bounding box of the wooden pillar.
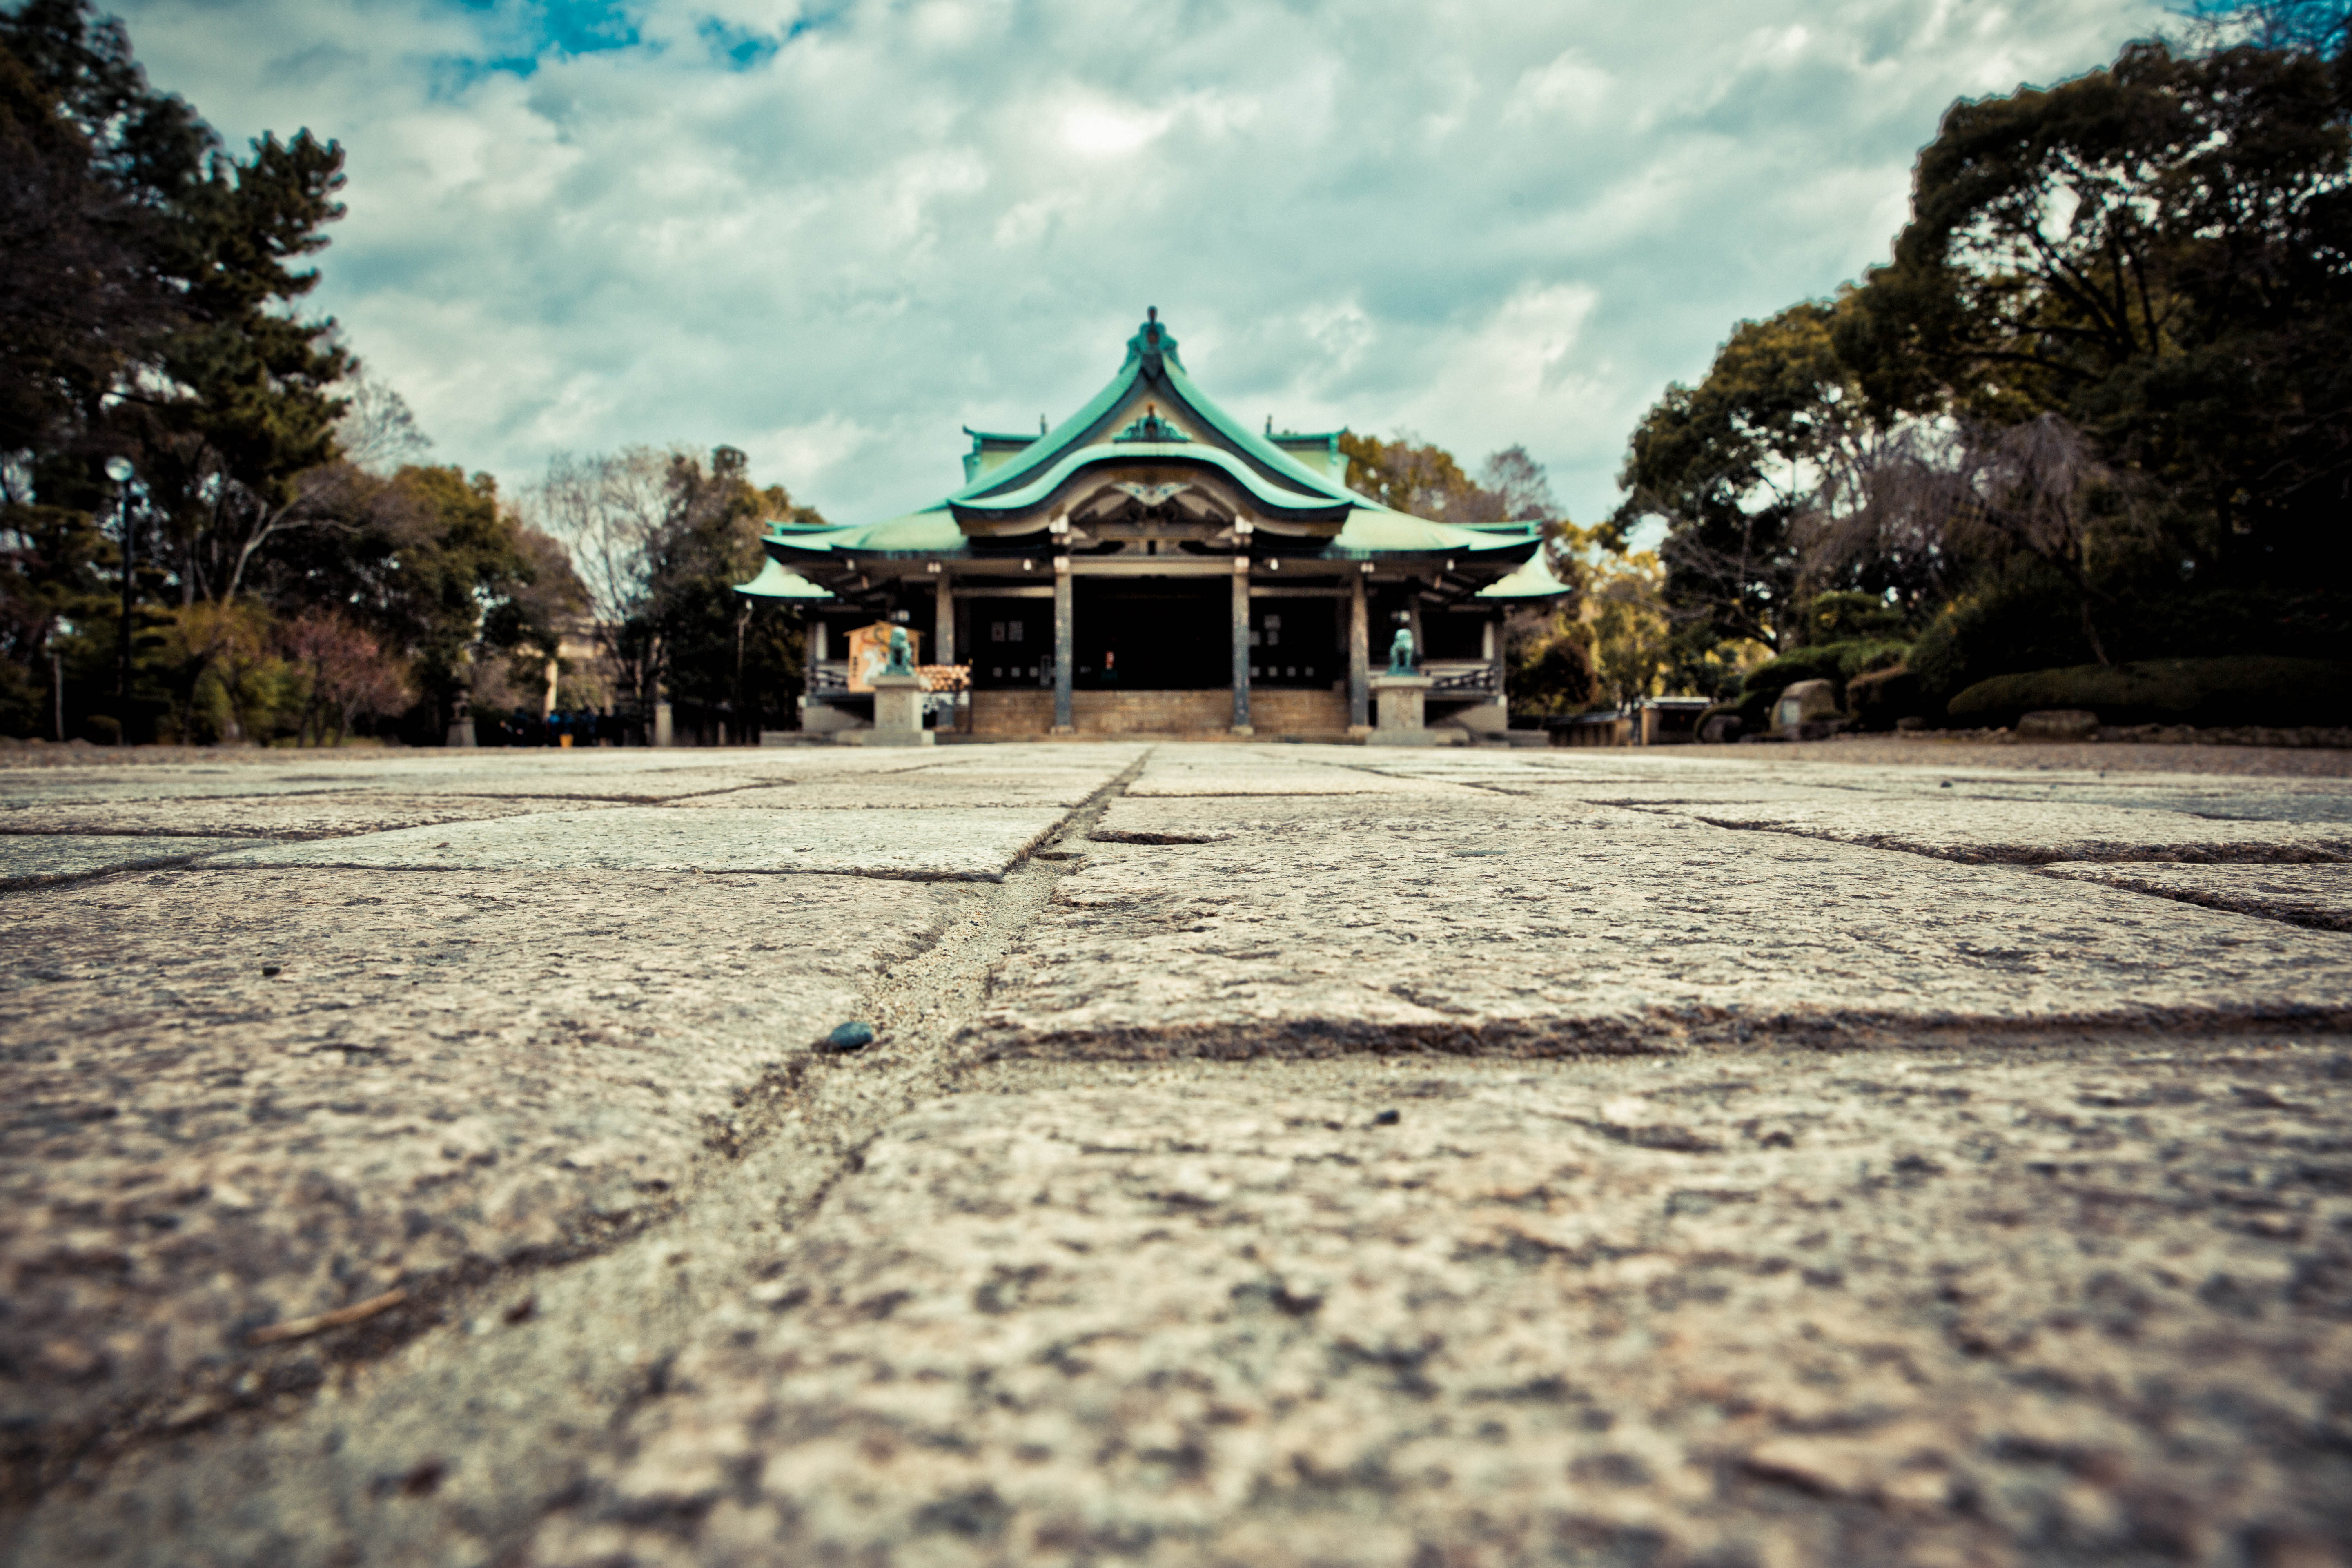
[1229,557,1253,733]
[1347,568,1370,730]
[933,575,954,665]
[1051,558,1074,733]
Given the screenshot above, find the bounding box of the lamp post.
[105,457,134,738]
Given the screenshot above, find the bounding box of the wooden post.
[1347,569,1370,731]
[1230,557,1253,734]
[933,575,954,665]
[1051,558,1074,733]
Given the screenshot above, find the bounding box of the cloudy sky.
[114,0,2166,529]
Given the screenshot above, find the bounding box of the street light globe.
[104,457,135,483]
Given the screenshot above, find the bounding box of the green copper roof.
[958,442,1340,519]
[733,557,836,599]
[948,310,1368,517]
[1475,548,1578,599]
[765,506,966,559]
[1329,511,1540,557]
[745,311,1565,596]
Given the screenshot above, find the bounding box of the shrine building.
[735,310,1567,739]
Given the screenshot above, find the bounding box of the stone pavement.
[1,740,2348,1567]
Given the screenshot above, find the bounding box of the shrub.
[1697,700,1744,741]
[1911,576,2091,706]
[1508,628,1597,723]
[1736,638,1911,725]
[1946,656,2352,729]
[1846,665,1924,729]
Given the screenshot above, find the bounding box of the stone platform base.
[974,688,1347,737]
[832,729,933,747]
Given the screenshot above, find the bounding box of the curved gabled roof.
[753,310,1561,591]
[947,312,1370,518]
[954,441,1343,523]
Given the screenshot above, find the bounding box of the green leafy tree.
[0,0,207,462]
[643,447,802,736]
[1837,32,2352,595]
[1339,434,1562,524]
[1613,16,2352,697]
[1,0,392,741]
[1339,432,1480,516]
[531,446,817,737]
[1613,301,1899,654]
[133,123,351,604]
[3,0,351,604]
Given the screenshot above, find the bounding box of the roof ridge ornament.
[1114,403,1188,443]
[1125,307,1180,381]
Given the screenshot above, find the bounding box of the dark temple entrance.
[1072,579,1226,690]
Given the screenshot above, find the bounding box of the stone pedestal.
[653,702,674,748]
[855,673,934,747]
[1368,675,1437,746]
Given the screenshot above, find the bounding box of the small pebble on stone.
[825,1021,877,1052]
[261,965,281,978]
[1372,1108,1400,1126]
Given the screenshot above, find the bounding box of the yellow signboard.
[844,623,920,692]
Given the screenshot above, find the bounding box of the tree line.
[1608,0,2352,730]
[9,0,2340,744]
[1384,0,2352,731]
[0,0,811,746]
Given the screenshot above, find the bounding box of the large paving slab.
[513,1045,2352,1567]
[1634,795,2352,864]
[15,1040,2347,1568]
[203,805,1076,880]
[1025,794,2352,1054]
[673,766,1132,812]
[2041,861,2352,931]
[1917,776,2352,824]
[1347,756,2352,823]
[0,756,786,807]
[0,865,964,1501]
[1125,753,1471,797]
[7,741,2352,1568]
[0,792,619,841]
[0,835,271,889]
[674,780,1102,810]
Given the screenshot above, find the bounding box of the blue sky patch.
[448,0,642,60]
[698,17,779,71]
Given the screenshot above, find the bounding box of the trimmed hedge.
[1946,656,2352,729]
[1735,639,1910,727]
[1846,665,1924,728]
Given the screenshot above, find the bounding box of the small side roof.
[733,557,836,599]
[764,506,966,561]
[1475,549,1578,599]
[1330,511,1541,558]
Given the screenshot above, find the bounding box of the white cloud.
[1056,96,1175,160]
[113,0,2172,529]
[1503,49,1614,129]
